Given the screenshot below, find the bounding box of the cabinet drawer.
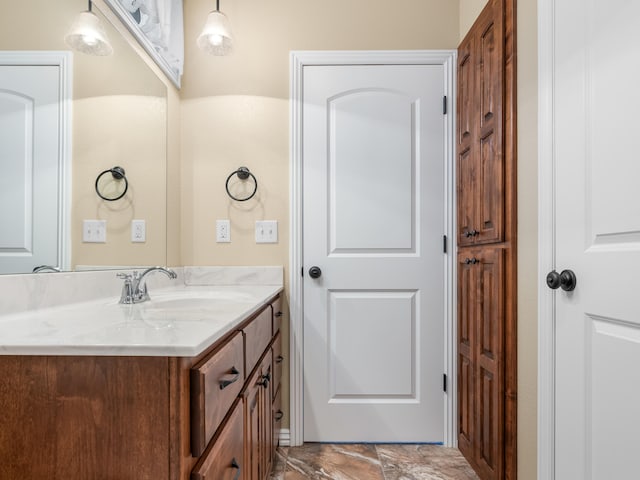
[191,398,244,480]
[243,306,272,376]
[272,331,283,400]
[271,295,283,335]
[191,332,245,457]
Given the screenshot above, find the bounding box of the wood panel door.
[457,0,505,247]
[457,248,505,480]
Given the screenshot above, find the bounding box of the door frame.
[537,0,557,477]
[289,50,457,447]
[0,51,72,272]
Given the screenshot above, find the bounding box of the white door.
[0,64,62,273]
[302,64,446,442]
[548,1,640,477]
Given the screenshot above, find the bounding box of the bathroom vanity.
[0,268,284,480]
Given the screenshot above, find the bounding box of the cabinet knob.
[231,457,241,480]
[464,258,479,265]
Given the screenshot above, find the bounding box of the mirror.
[0,0,168,274]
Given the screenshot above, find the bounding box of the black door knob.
[546,269,577,291]
[309,266,322,279]
[546,270,561,289]
[559,269,577,291]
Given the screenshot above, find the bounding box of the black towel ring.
[95,166,128,201]
[225,167,258,202]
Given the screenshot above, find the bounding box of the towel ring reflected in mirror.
[225,166,258,202]
[95,166,129,201]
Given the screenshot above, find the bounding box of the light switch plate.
[255,220,278,243]
[131,220,146,243]
[82,220,106,243]
[216,219,231,243]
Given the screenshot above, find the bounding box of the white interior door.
[548,1,640,477]
[302,64,446,442]
[0,64,62,273]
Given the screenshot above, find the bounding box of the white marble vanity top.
[0,267,283,357]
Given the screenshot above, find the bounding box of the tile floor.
[270,443,480,480]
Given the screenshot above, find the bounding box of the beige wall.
[0,0,175,269]
[516,1,538,479]
[459,0,489,42]
[180,0,460,432]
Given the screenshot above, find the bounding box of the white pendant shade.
[197,11,233,56]
[65,10,113,56]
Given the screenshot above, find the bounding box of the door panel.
[553,0,640,478]
[0,65,61,273]
[329,90,414,252]
[303,64,445,442]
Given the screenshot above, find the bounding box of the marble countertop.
[0,284,283,357]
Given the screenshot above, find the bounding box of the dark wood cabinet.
[0,293,283,480]
[456,0,516,479]
[457,248,505,480]
[457,0,505,248]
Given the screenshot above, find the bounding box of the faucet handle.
[117,272,132,281]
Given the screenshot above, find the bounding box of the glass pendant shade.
[197,11,233,56]
[65,10,113,56]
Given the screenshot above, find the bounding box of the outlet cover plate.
[216,219,231,243]
[131,220,146,243]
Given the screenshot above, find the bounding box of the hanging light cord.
[88,0,92,12]
[216,0,220,12]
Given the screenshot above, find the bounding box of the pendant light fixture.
[65,0,113,56]
[197,0,234,56]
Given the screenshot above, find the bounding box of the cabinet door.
[457,251,477,458]
[259,351,273,480]
[243,368,261,480]
[191,399,244,480]
[456,0,505,247]
[457,247,505,480]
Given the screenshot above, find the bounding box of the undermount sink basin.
[106,288,259,309]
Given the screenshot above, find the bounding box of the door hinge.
[443,235,447,253]
[443,96,447,115]
[443,373,447,393]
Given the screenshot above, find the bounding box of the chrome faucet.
[117,267,177,304]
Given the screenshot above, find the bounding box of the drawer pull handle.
[231,457,241,480]
[219,367,241,390]
[275,410,284,421]
[276,355,284,364]
[275,311,283,317]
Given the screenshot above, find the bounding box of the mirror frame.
[102,0,181,89]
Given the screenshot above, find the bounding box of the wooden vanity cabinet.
[0,292,283,480]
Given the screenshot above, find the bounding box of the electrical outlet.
[216,219,231,243]
[255,220,278,243]
[131,220,146,243]
[82,220,106,243]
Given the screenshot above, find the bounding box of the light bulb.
[210,34,224,47]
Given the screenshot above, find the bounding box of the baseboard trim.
[278,428,291,447]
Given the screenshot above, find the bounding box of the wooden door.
[259,352,272,480]
[302,63,447,442]
[243,368,261,480]
[457,0,505,247]
[457,248,505,479]
[543,0,640,477]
